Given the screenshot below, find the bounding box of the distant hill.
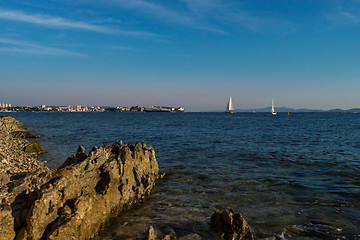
[234,107,323,113]
[327,108,360,113]
[233,107,360,113]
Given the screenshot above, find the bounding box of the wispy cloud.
[182,0,296,34]
[228,12,297,34]
[326,11,359,23]
[101,0,296,34]
[111,46,143,52]
[109,0,195,26]
[325,0,360,24]
[0,8,159,38]
[0,38,84,56]
[87,0,226,33]
[1,1,297,37]
[181,0,227,14]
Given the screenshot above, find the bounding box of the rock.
[11,130,41,139]
[0,169,52,240]
[24,142,47,155]
[0,115,48,175]
[0,204,16,240]
[0,115,23,131]
[0,141,159,240]
[58,145,87,169]
[163,227,177,240]
[146,226,158,240]
[0,171,10,185]
[143,226,177,240]
[210,209,254,240]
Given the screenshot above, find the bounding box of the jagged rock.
[1,116,162,240]
[143,226,177,240]
[0,169,52,240]
[11,130,41,139]
[58,145,87,169]
[210,209,254,240]
[146,226,158,240]
[0,115,23,131]
[0,141,159,240]
[0,203,16,240]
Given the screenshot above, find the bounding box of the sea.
[7,112,360,240]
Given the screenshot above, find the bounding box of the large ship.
[144,106,185,112]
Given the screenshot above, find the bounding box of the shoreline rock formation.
[0,115,160,240]
[138,209,254,240]
[0,115,48,185]
[210,209,254,240]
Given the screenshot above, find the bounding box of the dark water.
[8,112,360,239]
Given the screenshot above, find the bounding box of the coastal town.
[0,102,185,113]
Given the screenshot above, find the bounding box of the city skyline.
[1,1,360,111]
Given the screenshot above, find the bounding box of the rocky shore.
[0,115,47,185]
[0,116,160,239]
[0,116,254,240]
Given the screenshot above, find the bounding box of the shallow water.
[9,112,360,239]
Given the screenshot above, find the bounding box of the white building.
[0,103,11,108]
[70,105,86,112]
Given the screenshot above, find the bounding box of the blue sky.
[1,0,360,111]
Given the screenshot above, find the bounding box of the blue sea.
[8,112,360,239]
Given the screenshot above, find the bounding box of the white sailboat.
[271,98,277,115]
[225,96,235,113]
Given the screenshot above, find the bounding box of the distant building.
[143,106,184,112]
[0,103,11,108]
[55,106,69,112]
[71,105,82,112]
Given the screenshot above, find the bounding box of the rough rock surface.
[210,209,254,240]
[0,115,47,179]
[143,226,201,240]
[0,115,23,131]
[0,138,159,240]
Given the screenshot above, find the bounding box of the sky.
[1,0,360,111]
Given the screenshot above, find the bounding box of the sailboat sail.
[271,98,277,115]
[225,96,235,113]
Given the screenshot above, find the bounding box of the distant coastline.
[0,105,185,113]
[1,105,359,113]
[231,107,360,113]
